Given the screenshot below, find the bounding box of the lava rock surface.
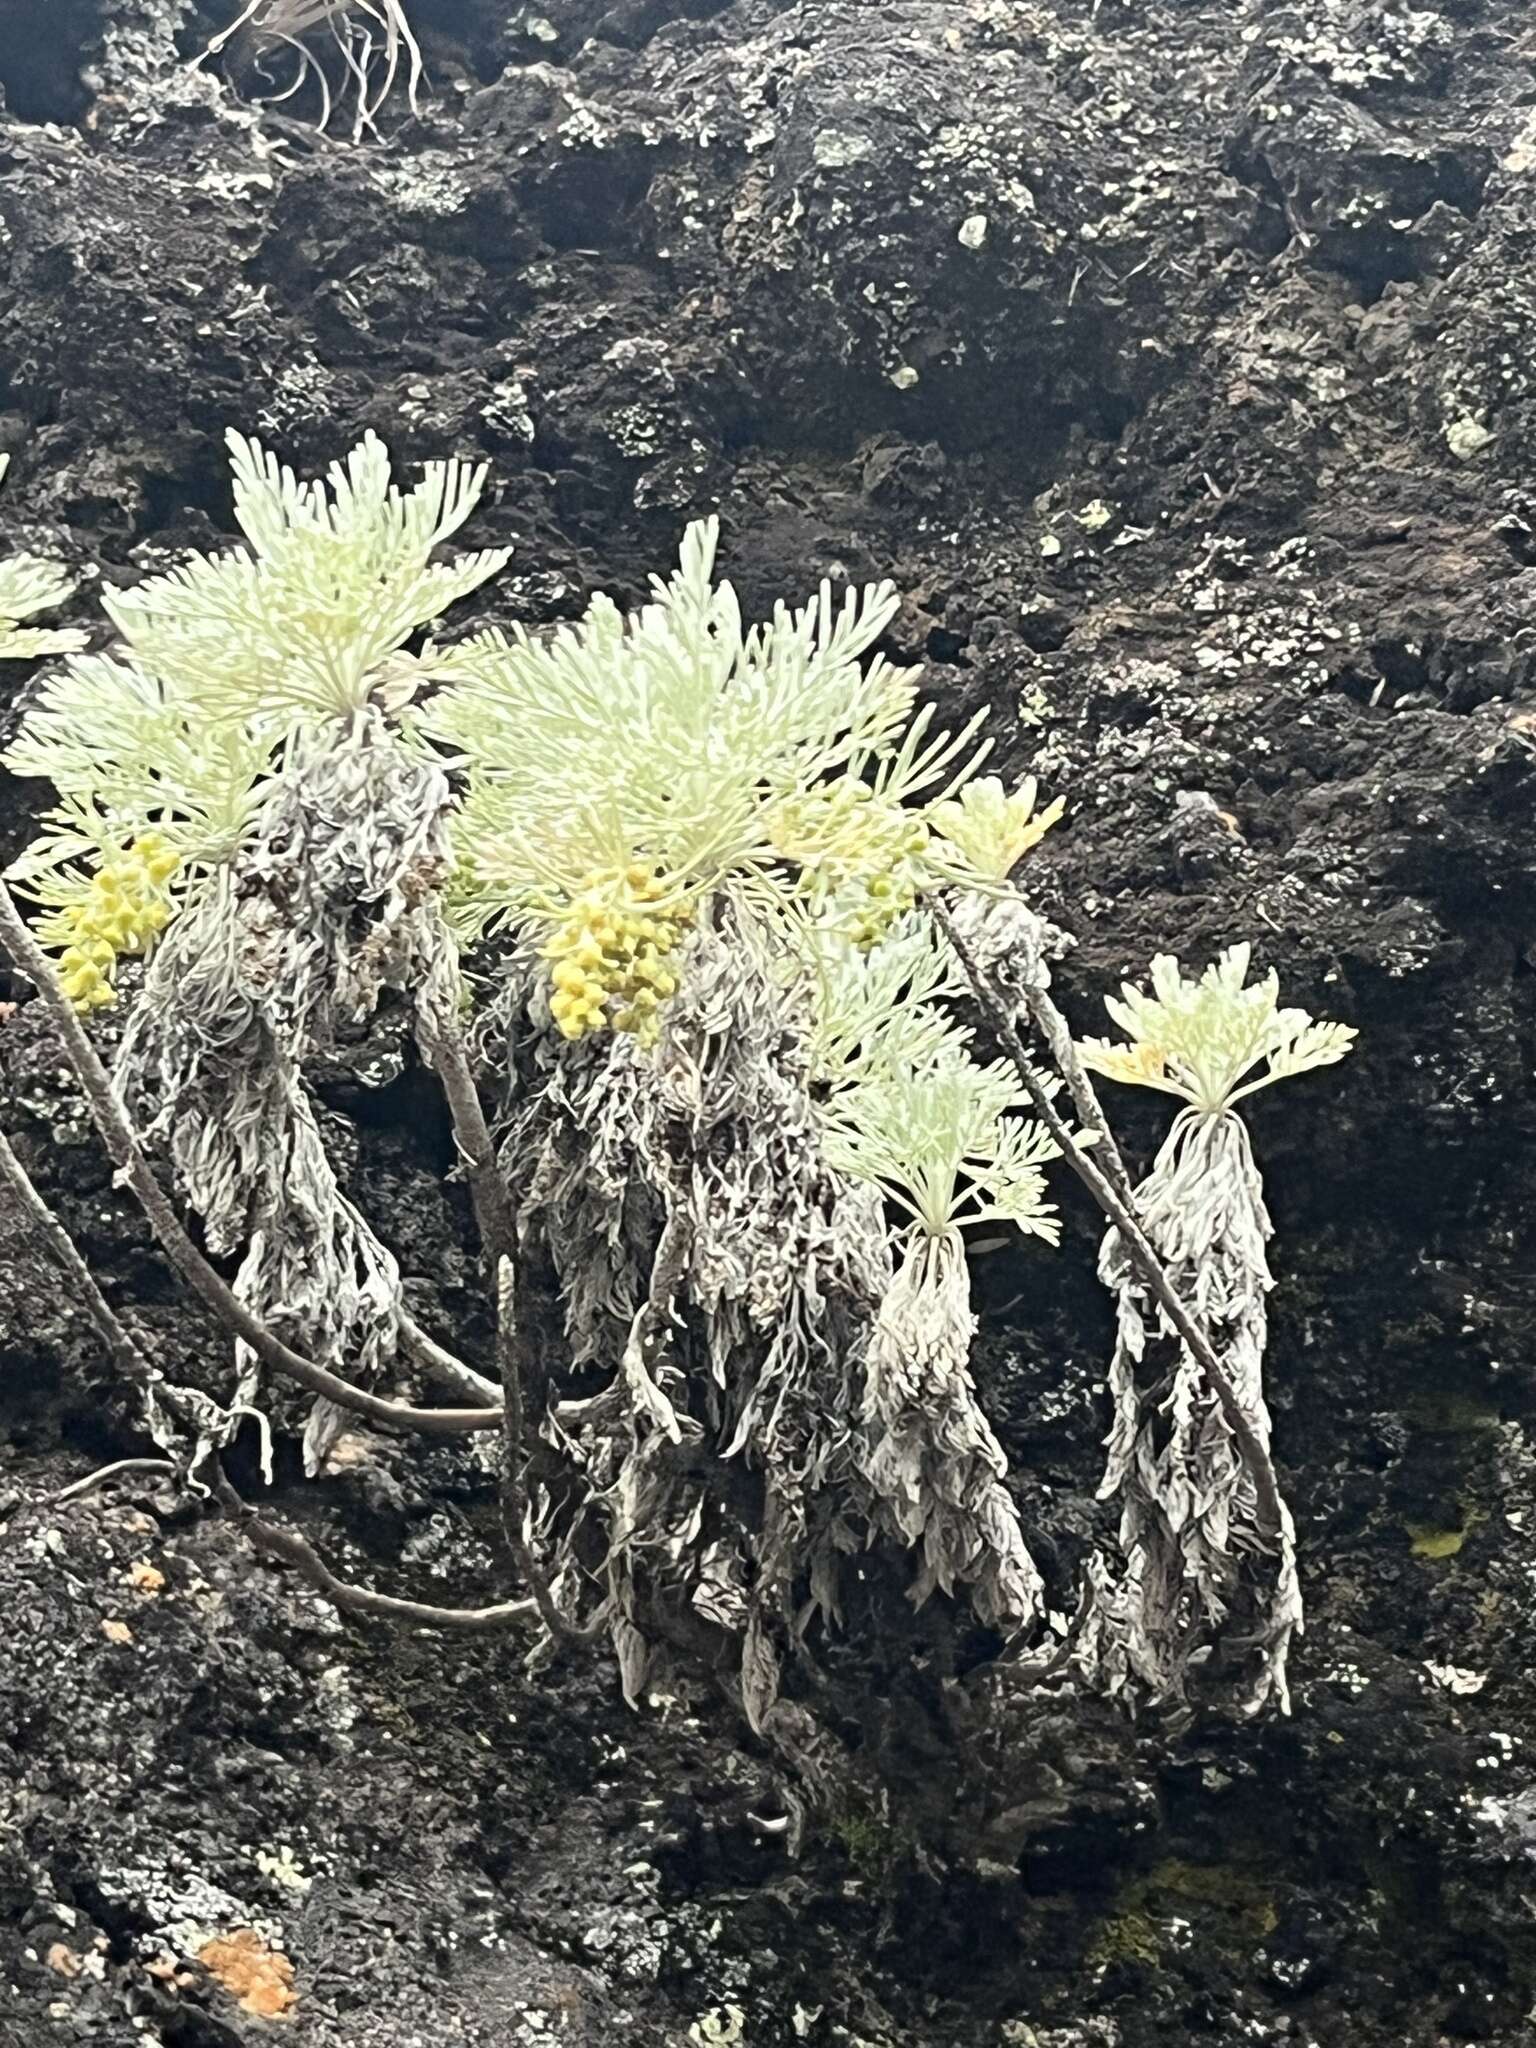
[2,0,1536,2042]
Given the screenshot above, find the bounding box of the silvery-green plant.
[423,516,989,1000]
[1,429,1069,1719]
[0,455,87,663]
[1075,945,1355,1715]
[799,917,1063,1632]
[926,772,1065,885]
[4,430,505,991]
[3,431,503,1468]
[424,531,1069,1688]
[0,424,1356,1761]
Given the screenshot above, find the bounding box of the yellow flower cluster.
[44,832,181,1011]
[544,862,691,1042]
[770,781,931,949]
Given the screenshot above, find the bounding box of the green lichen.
[1144,1859,1280,1938]
[1087,1858,1279,1971]
[1400,1389,1502,1437]
[1088,1908,1162,1968]
[1405,1494,1483,1560]
[829,1795,914,1885]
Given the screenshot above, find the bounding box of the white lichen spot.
[1445,414,1493,459]
[814,129,875,169]
[1425,1662,1487,1696]
[485,379,537,444]
[197,166,275,203]
[373,152,470,218]
[254,1845,312,1896]
[1503,109,1536,174]
[690,2009,747,2046]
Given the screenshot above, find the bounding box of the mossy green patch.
[828,1794,914,1885]
[1405,1497,1482,1560]
[1143,1858,1279,1938]
[1400,1389,1502,1436]
[1087,1858,1279,1971]
[1088,1908,1162,1968]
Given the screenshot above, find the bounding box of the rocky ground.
[2,0,1536,2041]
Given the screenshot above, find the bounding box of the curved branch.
[419,949,602,1641]
[417,980,519,1268]
[398,1310,501,1408]
[214,1471,536,1633]
[50,1459,179,1507]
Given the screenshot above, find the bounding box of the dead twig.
[397,1310,501,1409]
[0,1125,152,1390]
[420,993,520,1270]
[48,1458,179,1507]
[422,961,601,1642]
[202,0,425,142]
[213,1469,536,1633]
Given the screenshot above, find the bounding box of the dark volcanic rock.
[3,0,1536,2042]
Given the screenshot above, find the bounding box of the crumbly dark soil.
[2,0,1536,2042]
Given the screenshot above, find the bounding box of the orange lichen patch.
[198,1930,298,2019]
[126,1560,166,1598]
[46,1944,81,1978]
[99,1619,133,1646]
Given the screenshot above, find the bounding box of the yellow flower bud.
[42,831,183,1010]
[541,861,694,1042]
